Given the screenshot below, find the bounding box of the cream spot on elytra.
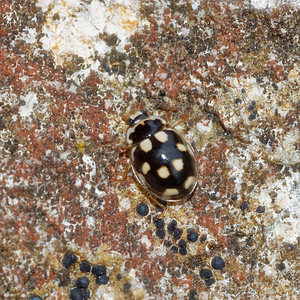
[163,188,179,196]
[172,158,184,171]
[184,176,196,189]
[140,138,152,152]
[142,162,151,175]
[154,131,168,143]
[157,166,170,178]
[176,143,186,152]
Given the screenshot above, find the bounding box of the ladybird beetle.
[126,111,198,203]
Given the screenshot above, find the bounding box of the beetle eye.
[126,118,135,126]
[141,110,148,118]
[127,111,148,127]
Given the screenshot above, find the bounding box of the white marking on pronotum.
[154,131,168,143]
[140,138,152,152]
[172,158,184,171]
[184,176,196,189]
[157,166,170,178]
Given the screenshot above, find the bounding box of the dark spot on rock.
[240,201,249,212]
[235,98,242,104]
[200,268,213,279]
[156,229,165,239]
[205,277,215,286]
[123,282,131,293]
[247,101,256,111]
[79,260,91,273]
[256,206,265,213]
[62,253,77,268]
[167,220,177,234]
[173,228,183,240]
[199,234,207,243]
[170,245,178,253]
[277,262,285,271]
[56,268,70,287]
[136,203,149,216]
[187,228,198,242]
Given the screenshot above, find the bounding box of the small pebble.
[62,253,77,268]
[136,203,149,216]
[123,282,131,293]
[156,229,165,239]
[211,256,225,270]
[173,228,183,240]
[200,268,213,279]
[116,273,122,280]
[187,228,198,242]
[167,220,177,234]
[92,265,106,277]
[153,215,165,229]
[76,276,90,289]
[79,260,91,273]
[95,274,109,285]
[205,277,215,287]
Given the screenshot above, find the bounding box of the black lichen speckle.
[136,203,149,216]
[173,228,183,240]
[211,256,225,270]
[75,276,89,289]
[200,268,213,279]
[156,229,165,239]
[205,277,216,287]
[95,274,109,285]
[91,265,106,277]
[153,215,165,229]
[62,253,77,269]
[187,228,198,242]
[256,206,265,213]
[79,261,91,273]
[167,220,177,234]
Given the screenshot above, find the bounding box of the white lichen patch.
[215,74,300,166]
[36,0,142,66]
[19,92,38,118]
[257,170,300,244]
[251,0,300,9]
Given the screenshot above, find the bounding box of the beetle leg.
[119,145,133,156]
[117,162,130,182]
[149,195,165,210]
[173,113,189,128]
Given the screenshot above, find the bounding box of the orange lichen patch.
[172,275,194,289]
[108,4,139,32]
[234,271,247,284]
[0,44,64,94]
[0,1,13,37]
